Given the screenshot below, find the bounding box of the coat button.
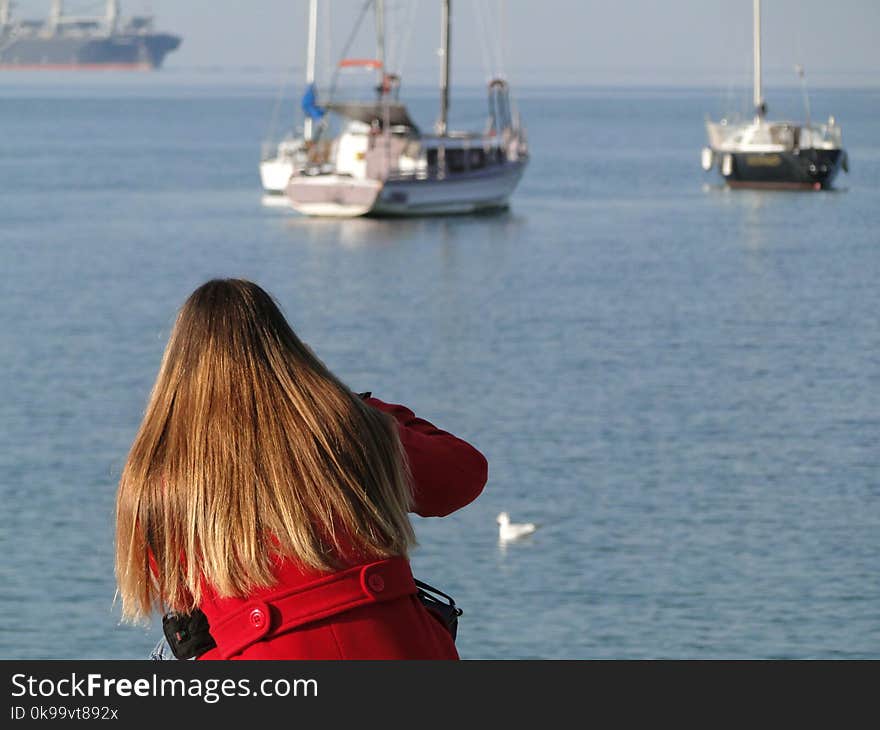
[367,573,385,593]
[249,607,267,629]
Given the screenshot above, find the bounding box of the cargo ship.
[0,1,181,70]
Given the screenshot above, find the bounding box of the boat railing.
[706,117,843,151]
[384,133,521,182]
[803,121,842,148]
[419,131,497,144]
[767,121,842,150]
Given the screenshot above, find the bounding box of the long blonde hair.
[115,279,415,621]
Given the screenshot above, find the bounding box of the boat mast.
[436,0,451,136]
[375,0,386,77]
[304,0,319,141]
[796,64,811,130]
[753,0,764,120]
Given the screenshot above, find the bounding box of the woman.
[115,279,487,659]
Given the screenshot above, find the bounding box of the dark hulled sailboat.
[702,0,847,190]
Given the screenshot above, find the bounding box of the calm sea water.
[1,75,878,659]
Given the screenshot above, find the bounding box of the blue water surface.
[1,74,878,658]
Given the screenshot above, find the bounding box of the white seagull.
[497,512,537,542]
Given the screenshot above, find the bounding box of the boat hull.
[371,160,527,217]
[716,148,844,190]
[286,176,383,217]
[0,33,181,70]
[285,159,527,218]
[260,158,296,196]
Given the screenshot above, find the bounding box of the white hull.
[286,175,383,217]
[285,161,527,218]
[292,201,375,217]
[261,194,294,208]
[260,158,296,195]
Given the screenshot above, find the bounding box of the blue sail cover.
[301,83,326,120]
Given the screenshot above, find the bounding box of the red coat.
[197,397,488,660]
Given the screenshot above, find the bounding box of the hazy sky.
[15,1,880,86]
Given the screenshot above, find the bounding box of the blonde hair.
[115,279,415,621]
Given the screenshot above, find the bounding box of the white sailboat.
[702,0,847,190]
[270,0,528,217]
[259,0,320,199]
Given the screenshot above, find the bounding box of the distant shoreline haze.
[0,68,877,94]
[164,65,880,89]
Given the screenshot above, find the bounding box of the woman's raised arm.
[364,397,488,518]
